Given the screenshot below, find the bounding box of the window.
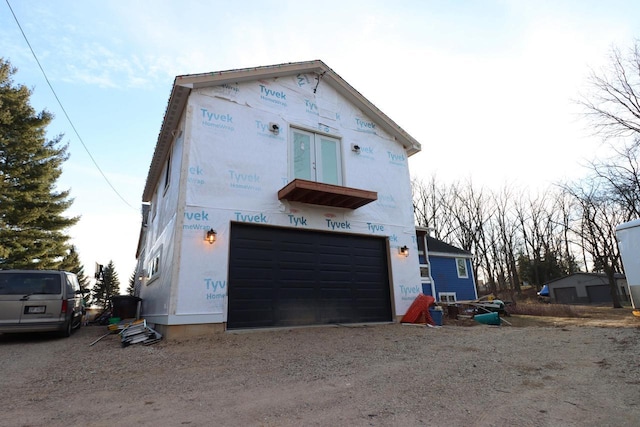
[456,258,469,278]
[163,154,171,192]
[419,265,430,278]
[151,200,156,220]
[291,128,342,185]
[147,246,162,283]
[65,275,77,296]
[439,292,456,303]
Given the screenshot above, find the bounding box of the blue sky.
[1,0,639,289]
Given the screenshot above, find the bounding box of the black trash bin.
[111,295,142,319]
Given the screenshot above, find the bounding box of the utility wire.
[5,0,137,210]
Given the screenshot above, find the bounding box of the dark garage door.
[227,223,392,330]
[554,287,579,304]
[587,285,611,303]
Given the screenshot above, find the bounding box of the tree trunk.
[607,270,623,308]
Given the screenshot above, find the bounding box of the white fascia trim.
[428,251,473,259]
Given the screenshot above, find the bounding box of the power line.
[5,0,137,211]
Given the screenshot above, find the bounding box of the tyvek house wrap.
[172,72,421,322]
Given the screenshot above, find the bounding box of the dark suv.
[0,270,84,337]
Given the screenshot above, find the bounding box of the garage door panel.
[280,251,317,262]
[318,248,351,259]
[318,267,351,277]
[280,260,317,270]
[356,286,385,295]
[319,272,352,282]
[319,253,352,264]
[276,303,318,325]
[233,237,274,248]
[279,266,318,276]
[355,279,385,287]
[320,287,352,298]
[319,279,352,287]
[278,287,316,299]
[554,287,578,304]
[587,285,611,303]
[232,310,273,321]
[232,270,275,281]
[233,305,271,314]
[228,223,392,329]
[231,288,274,299]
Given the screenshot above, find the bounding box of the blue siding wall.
[421,284,433,296]
[429,256,476,301]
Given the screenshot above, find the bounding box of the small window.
[148,246,162,283]
[290,128,342,185]
[419,265,430,278]
[438,292,456,303]
[151,202,156,220]
[163,154,171,191]
[456,258,469,278]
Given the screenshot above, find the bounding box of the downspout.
[423,234,437,298]
[469,256,478,300]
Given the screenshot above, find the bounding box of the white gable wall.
[142,73,422,326]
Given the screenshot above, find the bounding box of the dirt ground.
[2,307,640,427]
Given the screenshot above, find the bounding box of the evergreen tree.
[127,271,136,296]
[59,245,90,288]
[0,58,78,269]
[90,260,120,309]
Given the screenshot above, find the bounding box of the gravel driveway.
[2,319,640,427]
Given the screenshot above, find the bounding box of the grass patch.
[508,302,581,318]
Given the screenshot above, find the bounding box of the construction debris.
[119,319,162,347]
[401,294,439,326]
[439,294,512,326]
[89,332,113,347]
[88,318,163,347]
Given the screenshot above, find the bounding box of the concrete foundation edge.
[153,323,226,339]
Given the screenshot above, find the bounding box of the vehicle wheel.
[74,313,82,330]
[59,319,72,338]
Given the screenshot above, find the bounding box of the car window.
[65,276,75,296]
[0,273,62,295]
[66,274,80,295]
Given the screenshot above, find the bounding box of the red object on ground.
[401,294,436,325]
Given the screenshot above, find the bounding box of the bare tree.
[493,188,522,294]
[587,141,640,219]
[576,40,640,306]
[449,180,496,295]
[578,42,640,144]
[562,182,624,308]
[412,176,452,240]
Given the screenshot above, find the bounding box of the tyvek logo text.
[205,278,226,302]
[260,85,287,107]
[387,150,406,166]
[201,108,234,131]
[355,118,376,134]
[188,165,205,185]
[229,170,261,192]
[235,211,268,223]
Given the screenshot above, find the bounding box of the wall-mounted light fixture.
[269,122,280,134]
[399,245,409,257]
[205,228,217,244]
[351,143,361,154]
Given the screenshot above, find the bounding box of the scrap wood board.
[401,294,436,325]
